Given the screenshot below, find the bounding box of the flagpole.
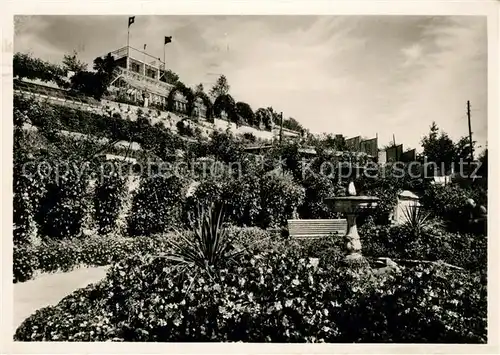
[143,45,146,76]
[126,25,130,70]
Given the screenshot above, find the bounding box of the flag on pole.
[128,16,135,27]
[165,36,172,45]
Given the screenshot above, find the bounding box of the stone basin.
[325,195,379,214]
[324,187,379,264]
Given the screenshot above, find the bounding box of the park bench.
[287,219,347,240]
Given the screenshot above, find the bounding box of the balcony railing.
[115,66,174,96]
[111,46,164,70]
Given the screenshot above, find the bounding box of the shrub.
[420,184,473,230]
[13,234,174,283]
[259,171,305,228]
[13,244,40,283]
[93,169,127,234]
[15,248,486,343]
[359,222,487,277]
[298,235,345,270]
[14,282,118,341]
[223,166,262,227]
[298,174,338,219]
[13,155,46,246]
[226,226,286,254]
[242,132,256,142]
[167,203,246,275]
[33,160,92,240]
[128,174,187,237]
[401,205,431,237]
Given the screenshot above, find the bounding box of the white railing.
[115,67,174,96]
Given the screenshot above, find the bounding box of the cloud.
[402,43,423,66]
[13,15,488,151]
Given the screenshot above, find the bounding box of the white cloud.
[401,43,423,66]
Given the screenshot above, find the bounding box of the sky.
[14,15,488,152]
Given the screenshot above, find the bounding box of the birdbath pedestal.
[325,185,379,262]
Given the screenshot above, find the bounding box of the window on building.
[146,68,156,79]
[131,63,140,73]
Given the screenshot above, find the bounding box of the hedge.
[15,247,486,342]
[13,234,173,283]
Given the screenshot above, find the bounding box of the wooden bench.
[287,219,347,240]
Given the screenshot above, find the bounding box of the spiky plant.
[166,202,246,276]
[402,204,431,237]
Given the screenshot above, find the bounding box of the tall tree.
[70,53,117,100]
[421,121,456,173]
[209,74,230,100]
[62,50,88,73]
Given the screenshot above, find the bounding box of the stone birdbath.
[324,182,379,263]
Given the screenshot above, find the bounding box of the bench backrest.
[287,219,347,239]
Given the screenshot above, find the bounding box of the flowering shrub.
[420,184,475,231]
[128,174,187,236]
[359,222,487,276]
[298,174,338,219]
[226,226,288,254]
[93,169,127,235]
[15,247,486,342]
[13,234,174,283]
[13,156,46,246]
[35,164,91,240]
[13,244,40,283]
[298,235,345,270]
[224,167,262,227]
[259,171,305,228]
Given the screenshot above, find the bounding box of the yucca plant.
[166,202,247,276]
[402,204,431,237]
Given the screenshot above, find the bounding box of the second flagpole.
[127,27,130,70]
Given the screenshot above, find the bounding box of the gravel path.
[13,266,109,330]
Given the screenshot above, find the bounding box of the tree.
[213,93,237,122]
[267,107,283,128]
[235,101,255,126]
[70,53,117,100]
[477,148,488,180]
[62,50,87,73]
[195,83,204,93]
[421,122,456,173]
[455,135,476,162]
[93,53,117,79]
[13,52,67,87]
[282,116,304,132]
[208,130,243,163]
[160,69,180,85]
[255,108,272,130]
[209,75,230,100]
[166,81,195,115]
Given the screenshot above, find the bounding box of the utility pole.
[467,100,474,162]
[279,112,283,144]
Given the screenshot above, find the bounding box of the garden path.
[13,266,109,330]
